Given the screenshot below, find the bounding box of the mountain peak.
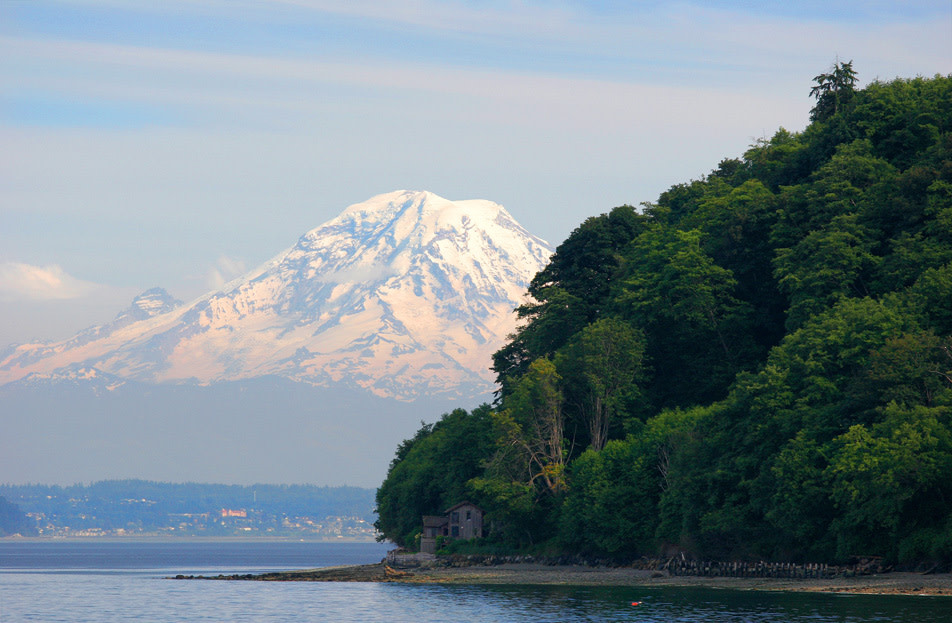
[120,288,183,322]
[323,190,506,238]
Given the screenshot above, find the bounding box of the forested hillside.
[375,65,952,565]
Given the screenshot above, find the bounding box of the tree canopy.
[376,70,952,566]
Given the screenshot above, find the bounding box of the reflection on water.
[386,583,951,623]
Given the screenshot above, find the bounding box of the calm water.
[1,540,948,622]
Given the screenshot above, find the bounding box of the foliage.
[557,318,646,451]
[614,226,756,408]
[493,358,567,495]
[375,69,952,565]
[810,60,858,122]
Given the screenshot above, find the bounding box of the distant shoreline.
[182,562,952,597]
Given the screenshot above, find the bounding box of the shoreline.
[181,562,952,596]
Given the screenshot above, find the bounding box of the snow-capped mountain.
[0,191,551,400]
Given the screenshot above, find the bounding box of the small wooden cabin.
[419,501,484,554]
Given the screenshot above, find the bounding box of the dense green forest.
[375,65,952,565]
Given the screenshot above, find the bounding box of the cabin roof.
[422,515,449,527]
[444,501,483,513]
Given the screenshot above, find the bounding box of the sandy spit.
[186,562,952,596]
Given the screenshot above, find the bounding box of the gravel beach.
[196,562,952,596]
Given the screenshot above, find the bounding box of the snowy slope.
[0,191,551,400]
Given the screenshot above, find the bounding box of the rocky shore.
[173,557,952,596]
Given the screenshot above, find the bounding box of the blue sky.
[1,0,950,348]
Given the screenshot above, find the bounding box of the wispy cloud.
[0,33,806,133]
[4,1,947,131]
[0,262,103,301]
[206,255,248,290]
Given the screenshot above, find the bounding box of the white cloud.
[0,262,103,301]
[206,255,248,290]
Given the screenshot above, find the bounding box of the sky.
[1,0,950,349]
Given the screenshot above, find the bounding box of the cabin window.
[466,510,471,520]
[451,511,459,523]
[452,526,459,537]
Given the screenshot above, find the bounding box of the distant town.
[25,507,377,540]
[1,481,379,540]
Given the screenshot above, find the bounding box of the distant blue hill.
[0,479,378,537]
